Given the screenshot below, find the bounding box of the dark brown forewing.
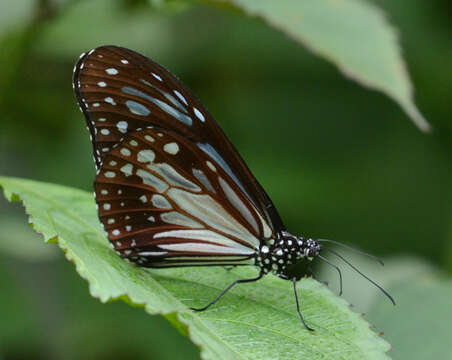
[74,45,284,233]
[95,127,273,267]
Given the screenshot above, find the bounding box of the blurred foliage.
[206,0,431,131]
[0,0,451,359]
[318,253,452,360]
[368,259,452,359]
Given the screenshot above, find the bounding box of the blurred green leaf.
[37,0,173,57]
[0,176,391,360]
[319,251,452,360]
[0,1,35,36]
[317,251,438,314]
[206,0,430,132]
[368,258,452,360]
[0,216,58,261]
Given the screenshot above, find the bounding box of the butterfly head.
[297,237,322,260]
[257,232,322,277]
[277,231,321,260]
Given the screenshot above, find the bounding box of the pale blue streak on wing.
[122,86,192,126]
[139,79,189,114]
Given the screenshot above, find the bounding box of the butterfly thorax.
[256,231,321,277]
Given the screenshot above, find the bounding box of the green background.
[0,0,451,359]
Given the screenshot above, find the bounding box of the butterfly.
[73,45,394,331]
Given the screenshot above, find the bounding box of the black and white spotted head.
[255,231,321,277]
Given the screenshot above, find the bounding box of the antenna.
[322,248,396,305]
[317,239,384,265]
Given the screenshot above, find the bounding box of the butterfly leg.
[292,277,314,331]
[191,272,263,312]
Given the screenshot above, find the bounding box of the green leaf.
[206,0,430,132]
[0,176,390,360]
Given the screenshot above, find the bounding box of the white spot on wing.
[120,163,133,176]
[117,121,128,134]
[105,97,116,105]
[137,150,155,163]
[163,142,179,155]
[106,68,118,75]
[98,81,107,87]
[174,90,188,106]
[206,161,216,172]
[193,107,205,122]
[152,73,162,81]
[120,148,131,156]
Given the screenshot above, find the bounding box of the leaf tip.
[401,100,431,133]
